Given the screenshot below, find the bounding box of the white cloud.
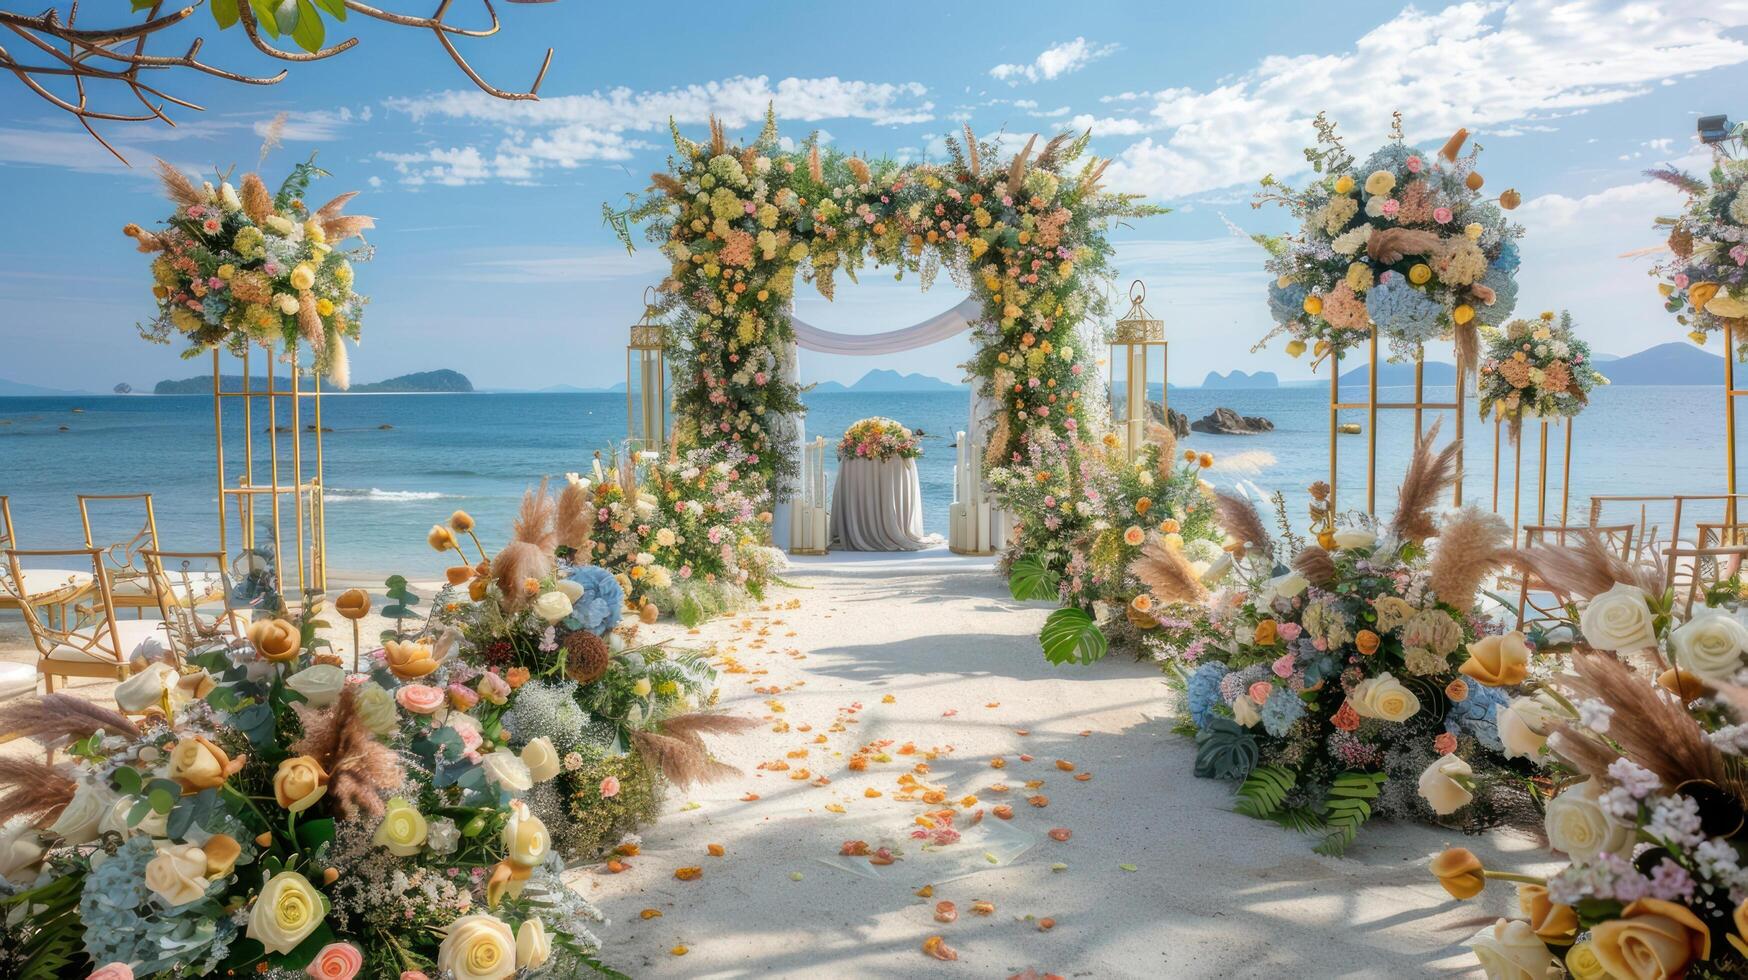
[1092,0,1748,200]
[253,108,362,142]
[990,38,1118,84]
[441,245,671,284]
[380,75,931,184]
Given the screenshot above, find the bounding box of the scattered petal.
[1038,918,1056,931]
[674,867,703,881]
[864,788,883,798]
[934,901,958,923]
[681,801,702,811]
[882,694,896,704]
[990,758,1007,769]
[840,840,871,856]
[1074,772,1093,782]
[1054,760,1075,772]
[825,803,846,814]
[992,804,1014,820]
[741,793,761,802]
[606,859,629,874]
[639,908,663,920]
[707,844,725,857]
[1050,863,1068,872]
[915,885,934,898]
[922,936,959,961]
[1048,828,1072,842]
[1119,864,1138,872]
[1028,795,1050,808]
[790,871,804,881]
[1014,729,1030,736]
[869,847,897,866]
[971,900,995,916]
[1019,754,1035,763]
[671,945,690,956]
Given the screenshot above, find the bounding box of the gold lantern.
[1109,279,1167,459]
[626,286,668,453]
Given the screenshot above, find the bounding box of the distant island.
[810,369,965,393]
[153,369,474,395]
[1279,341,1725,390]
[0,377,86,397]
[1202,369,1279,389]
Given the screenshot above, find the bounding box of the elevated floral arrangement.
[1649,137,1748,355]
[424,495,753,857]
[570,445,783,626]
[610,111,1158,491]
[1431,536,1748,980]
[125,156,372,389]
[996,423,1224,665]
[1477,310,1606,438]
[1256,115,1524,373]
[0,604,617,979]
[1162,425,1535,853]
[837,417,922,462]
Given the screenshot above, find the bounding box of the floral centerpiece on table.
[1430,534,1748,980]
[1476,310,1607,438]
[0,606,616,979]
[425,496,753,858]
[577,445,783,626]
[1255,114,1524,373]
[1167,425,1534,853]
[837,417,922,462]
[1648,136,1748,356]
[125,156,372,388]
[995,422,1223,664]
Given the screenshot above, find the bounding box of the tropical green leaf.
[249,0,280,36]
[1007,555,1059,602]
[1314,771,1386,856]
[1192,716,1258,780]
[1039,606,1106,665]
[211,0,241,28]
[311,0,346,19]
[1269,805,1327,835]
[291,0,324,51]
[1233,764,1296,818]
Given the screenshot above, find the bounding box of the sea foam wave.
[325,488,458,503]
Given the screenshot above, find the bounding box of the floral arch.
[609,111,1161,499]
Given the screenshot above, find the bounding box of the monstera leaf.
[1039,607,1107,665]
[1008,555,1060,602]
[1194,716,1259,780]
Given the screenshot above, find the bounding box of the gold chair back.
[78,493,161,611]
[4,547,130,689]
[143,549,242,664]
[1513,523,1636,630]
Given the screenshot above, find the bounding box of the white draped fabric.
[791,297,981,355]
[830,457,933,551]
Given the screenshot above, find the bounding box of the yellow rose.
[248,618,301,663]
[1363,170,1396,196]
[384,639,439,680]
[1351,672,1421,722]
[1333,174,1355,195]
[145,842,211,906]
[502,800,550,868]
[1409,263,1432,285]
[373,797,428,856]
[1564,941,1609,980]
[633,678,652,697]
[272,755,329,813]
[438,913,517,980]
[168,735,237,794]
[518,919,551,969]
[289,264,316,291]
[315,297,335,317]
[1464,223,1483,240]
[1591,898,1712,980]
[247,870,326,955]
[1459,631,1531,687]
[521,737,562,783]
[1302,295,1323,316]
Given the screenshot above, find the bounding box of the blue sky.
[3,0,1748,392]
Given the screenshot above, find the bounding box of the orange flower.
[1445,677,1470,702]
[1197,453,1214,468]
[1135,497,1152,515]
[383,639,438,680]
[334,588,370,621]
[1354,629,1380,656]
[1518,883,1578,945]
[445,565,475,586]
[1331,701,1361,732]
[1253,620,1279,646]
[248,618,301,663]
[506,667,531,689]
[674,867,703,881]
[1591,899,1712,979]
[1429,847,1485,899]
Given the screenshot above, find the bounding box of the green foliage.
[289,0,324,51]
[1039,607,1107,665]
[1233,764,1296,818]
[0,873,86,979]
[210,0,241,28]
[1007,555,1060,602]
[1193,716,1259,780]
[1314,771,1387,856]
[1269,805,1328,835]
[380,573,422,640]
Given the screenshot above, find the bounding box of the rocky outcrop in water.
[1145,403,1191,439]
[1190,407,1274,435]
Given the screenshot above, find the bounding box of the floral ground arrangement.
[837,417,922,462]
[1431,536,1748,980]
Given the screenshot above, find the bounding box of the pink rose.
[600,775,621,799]
[396,684,446,715]
[1674,273,1690,288]
[88,966,134,980]
[1248,681,1274,705]
[1405,155,1423,173]
[447,682,480,710]
[1433,207,1453,224]
[1380,199,1400,218]
[402,974,431,980]
[1276,622,1302,642]
[307,942,364,980]
[1271,654,1295,679]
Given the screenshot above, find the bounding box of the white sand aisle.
[576,548,1551,979]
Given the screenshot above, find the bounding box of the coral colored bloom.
[395,684,446,715]
[1247,681,1274,705]
[1331,701,1362,732]
[447,683,480,710]
[1433,207,1453,224]
[600,776,621,799]
[306,942,364,980]
[88,966,134,980]
[1433,733,1458,756]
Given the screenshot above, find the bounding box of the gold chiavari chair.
[77,493,185,618]
[4,547,172,694]
[1513,523,1636,631]
[0,495,93,630]
[143,549,248,666]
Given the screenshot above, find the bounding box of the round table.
[830,456,931,551]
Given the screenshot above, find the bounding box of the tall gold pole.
[1413,352,1424,444]
[1728,320,1739,530]
[312,372,325,592]
[1537,419,1549,525]
[1328,346,1341,515]
[291,362,307,597]
[1367,328,1379,515]
[1491,415,1501,512]
[242,347,255,555]
[1512,426,1523,548]
[267,349,284,592]
[213,349,226,561]
[1561,419,1574,526]
[1453,360,1465,507]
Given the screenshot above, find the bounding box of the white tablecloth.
[830,456,931,551]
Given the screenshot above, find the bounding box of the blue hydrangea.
[81,836,234,975]
[1260,688,1306,737]
[1444,681,1510,752]
[1365,274,1445,341]
[565,564,623,636]
[201,293,228,325]
[1359,142,1415,180]
[1493,240,1521,274]
[1186,662,1230,729]
[1480,265,1519,323]
[1267,280,1309,324]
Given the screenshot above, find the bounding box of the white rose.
[517,918,551,970]
[1417,754,1474,815]
[1498,694,1559,760]
[1351,672,1421,722]
[100,795,169,839]
[373,797,428,857]
[438,913,517,980]
[48,780,114,845]
[1578,582,1657,653]
[1471,919,1560,980]
[285,663,346,707]
[114,662,175,714]
[479,750,533,793]
[1332,528,1377,551]
[502,800,550,868]
[1265,571,1309,603]
[1669,606,1748,682]
[554,578,585,602]
[247,870,326,955]
[1545,779,1635,862]
[520,737,561,782]
[531,590,573,625]
[1232,694,1262,728]
[0,820,45,884]
[144,842,210,907]
[352,682,400,738]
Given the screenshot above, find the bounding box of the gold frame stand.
[1325,328,1465,515]
[1491,416,1574,547]
[213,346,327,599]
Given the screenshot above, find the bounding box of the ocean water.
[0,386,1734,577]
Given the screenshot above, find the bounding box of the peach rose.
[273,755,329,813]
[248,618,302,663]
[1354,629,1381,656]
[1517,883,1577,945]
[1429,847,1485,900]
[396,684,446,715]
[168,735,242,793]
[334,588,371,621]
[384,639,438,680]
[306,941,363,980]
[88,966,134,980]
[1591,898,1712,980]
[1459,631,1531,687]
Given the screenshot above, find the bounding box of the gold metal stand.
[1727,320,1743,529]
[213,346,327,599]
[1326,328,1465,515]
[1491,416,1575,546]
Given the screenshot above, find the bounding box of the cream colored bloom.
[633,678,652,698]
[145,842,210,906]
[1669,606,1748,682]
[272,756,329,813]
[0,821,45,884]
[531,590,573,625]
[1231,694,1261,728]
[555,579,585,602]
[48,780,113,845]
[1470,918,1559,980]
[352,682,399,738]
[502,800,550,868]
[114,661,176,714]
[285,663,346,707]
[438,913,516,980]
[1350,672,1421,722]
[1498,693,1559,760]
[1331,528,1377,551]
[480,751,533,793]
[521,737,561,782]
[289,264,316,291]
[374,796,428,857]
[517,918,551,970]
[656,527,677,548]
[1545,778,1635,862]
[1578,582,1656,653]
[247,871,326,955]
[1364,170,1397,196]
[1417,755,1474,815]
